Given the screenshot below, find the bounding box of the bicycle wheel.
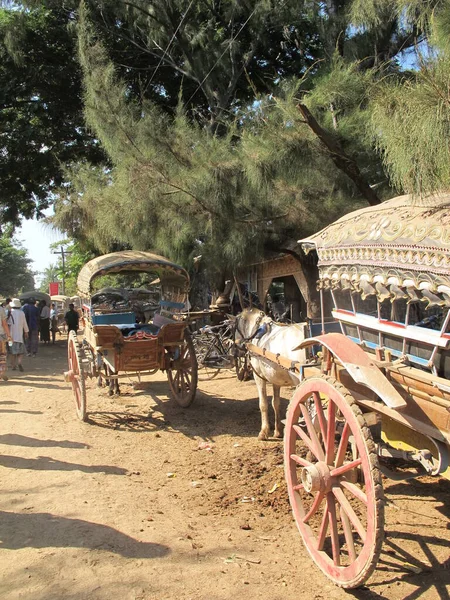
[193,334,221,380]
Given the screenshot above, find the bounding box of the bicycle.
[192,318,253,381]
[192,319,236,380]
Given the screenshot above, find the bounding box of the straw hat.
[10,298,22,308]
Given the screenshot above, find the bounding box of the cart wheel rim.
[284,376,384,589]
[67,331,87,421]
[167,331,197,407]
[198,365,221,380]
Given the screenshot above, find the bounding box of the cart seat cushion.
[116,323,160,339]
[92,312,136,325]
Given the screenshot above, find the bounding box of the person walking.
[2,298,12,319]
[8,298,29,372]
[39,300,51,344]
[0,301,12,381]
[64,303,79,334]
[22,297,40,356]
[50,302,59,344]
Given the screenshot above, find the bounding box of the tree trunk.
[278,248,320,319]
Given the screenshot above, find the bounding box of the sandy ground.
[0,339,449,600]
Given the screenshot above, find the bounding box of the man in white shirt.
[8,298,29,372]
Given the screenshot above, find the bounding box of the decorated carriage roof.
[50,295,70,303]
[19,291,51,305]
[77,251,189,296]
[299,193,450,300]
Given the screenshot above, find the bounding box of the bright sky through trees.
[17,210,60,286]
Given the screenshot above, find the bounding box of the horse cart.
[245,194,450,588]
[51,294,71,332]
[64,251,197,421]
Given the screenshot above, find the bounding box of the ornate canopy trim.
[299,193,450,293]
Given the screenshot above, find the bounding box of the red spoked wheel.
[167,331,198,407]
[66,330,87,421]
[284,376,384,589]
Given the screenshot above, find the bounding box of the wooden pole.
[233,274,245,311]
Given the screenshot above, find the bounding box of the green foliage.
[38,264,60,295]
[37,238,95,295]
[41,239,96,296]
[51,8,366,282]
[349,0,442,31]
[0,231,35,296]
[10,0,448,289]
[0,3,105,227]
[92,0,324,127]
[370,5,450,194]
[432,4,450,52]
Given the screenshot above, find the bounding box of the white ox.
[235,308,308,440]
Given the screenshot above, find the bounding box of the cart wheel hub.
[301,462,332,493]
[64,370,74,383]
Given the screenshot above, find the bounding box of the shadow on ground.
[84,378,288,441]
[348,528,450,600]
[0,434,89,449]
[0,409,42,415]
[0,454,127,475]
[0,511,169,558]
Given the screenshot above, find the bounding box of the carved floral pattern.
[301,194,450,291]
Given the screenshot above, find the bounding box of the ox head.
[235,308,268,345]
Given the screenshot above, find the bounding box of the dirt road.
[0,340,448,600]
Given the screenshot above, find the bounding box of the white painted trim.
[332,310,450,348]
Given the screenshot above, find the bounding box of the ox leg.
[105,364,120,396]
[106,366,115,397]
[255,374,270,441]
[272,385,283,439]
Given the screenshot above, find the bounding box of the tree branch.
[297,103,381,206]
[0,99,41,111]
[118,1,163,25]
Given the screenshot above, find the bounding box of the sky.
[17,212,62,287]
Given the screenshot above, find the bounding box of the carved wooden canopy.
[299,193,450,302]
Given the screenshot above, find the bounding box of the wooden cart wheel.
[167,330,198,407]
[67,330,87,422]
[284,376,384,589]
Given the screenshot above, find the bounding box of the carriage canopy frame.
[77,251,190,299]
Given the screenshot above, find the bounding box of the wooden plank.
[102,350,116,372]
[388,365,450,406]
[91,324,123,349]
[157,322,186,345]
[355,397,450,444]
[339,367,450,437]
[117,339,161,371]
[83,324,99,349]
[246,342,303,373]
